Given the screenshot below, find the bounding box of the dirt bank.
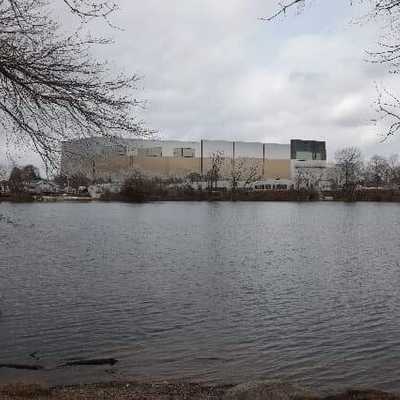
[1,381,399,400]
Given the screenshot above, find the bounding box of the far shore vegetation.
[2,147,400,203]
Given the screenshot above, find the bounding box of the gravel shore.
[0,381,229,400]
[1,381,400,400]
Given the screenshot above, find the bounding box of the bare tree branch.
[375,86,400,138]
[62,0,118,19]
[264,1,400,139]
[260,0,305,22]
[0,0,148,168]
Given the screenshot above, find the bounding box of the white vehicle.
[252,179,292,191]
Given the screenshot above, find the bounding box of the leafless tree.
[206,151,224,191]
[121,169,162,201]
[230,158,261,191]
[335,147,363,192]
[8,164,40,192]
[294,167,324,191]
[0,0,146,168]
[364,154,390,187]
[386,153,400,187]
[264,1,400,139]
[294,168,307,191]
[326,165,342,191]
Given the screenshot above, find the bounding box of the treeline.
[4,147,400,203]
[329,147,400,191]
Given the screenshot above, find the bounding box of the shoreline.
[1,380,400,400]
[3,190,400,203]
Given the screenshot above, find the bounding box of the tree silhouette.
[0,0,146,167]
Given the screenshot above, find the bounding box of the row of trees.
[5,148,400,196]
[4,165,40,193]
[328,147,400,192]
[205,148,400,193]
[205,151,261,191]
[289,147,400,194]
[204,148,400,193]
[0,164,95,194]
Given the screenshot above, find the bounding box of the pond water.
[1,201,400,392]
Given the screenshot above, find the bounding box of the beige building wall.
[93,156,201,180]
[263,159,291,180]
[62,154,292,181]
[129,157,201,177]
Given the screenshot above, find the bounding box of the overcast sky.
[3,0,400,169]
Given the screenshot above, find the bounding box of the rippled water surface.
[1,202,400,391]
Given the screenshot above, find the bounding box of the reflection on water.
[1,202,400,391]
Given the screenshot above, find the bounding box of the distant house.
[88,183,121,199]
[0,180,9,194]
[29,180,60,194]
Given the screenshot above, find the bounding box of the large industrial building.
[61,137,327,188]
